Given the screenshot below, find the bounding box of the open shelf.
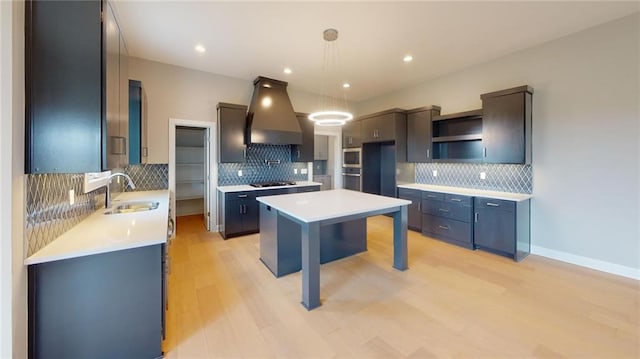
[432,134,483,143]
[432,109,483,161]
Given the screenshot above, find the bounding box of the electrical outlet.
[432,170,438,177]
[237,170,243,177]
[294,168,298,174]
[69,189,75,205]
[480,172,486,180]
[301,168,308,174]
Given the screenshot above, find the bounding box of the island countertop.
[256,189,411,223]
[25,190,170,265]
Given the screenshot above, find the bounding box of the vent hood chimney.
[246,76,302,145]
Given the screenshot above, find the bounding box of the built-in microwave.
[342,148,361,168]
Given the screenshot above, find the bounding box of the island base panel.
[259,203,367,277]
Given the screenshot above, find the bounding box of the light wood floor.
[164,214,639,358]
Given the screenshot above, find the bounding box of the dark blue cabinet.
[474,197,531,261]
[25,0,128,173]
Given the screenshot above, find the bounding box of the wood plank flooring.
[164,214,639,358]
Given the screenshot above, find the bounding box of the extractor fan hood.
[246,76,302,145]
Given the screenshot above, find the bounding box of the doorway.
[168,119,217,236]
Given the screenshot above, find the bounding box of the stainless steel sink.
[104,201,160,215]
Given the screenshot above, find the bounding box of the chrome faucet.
[105,173,136,208]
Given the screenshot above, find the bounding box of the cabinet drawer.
[445,194,472,206]
[476,197,515,212]
[422,214,472,245]
[421,191,444,201]
[421,200,472,222]
[295,186,320,193]
[225,192,256,201]
[398,188,421,199]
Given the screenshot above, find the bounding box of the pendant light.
[308,28,353,126]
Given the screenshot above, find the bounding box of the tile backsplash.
[25,164,168,256]
[415,163,532,194]
[218,144,309,186]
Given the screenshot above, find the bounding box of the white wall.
[128,58,341,164]
[356,14,640,275]
[1,0,27,357]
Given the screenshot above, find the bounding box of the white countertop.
[25,190,170,265]
[217,181,322,193]
[256,189,411,223]
[398,184,532,202]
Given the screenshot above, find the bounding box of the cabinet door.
[482,92,528,164]
[314,135,329,160]
[105,1,122,170]
[224,199,245,235]
[217,103,247,163]
[118,26,129,168]
[407,108,439,162]
[362,114,392,143]
[474,198,516,254]
[342,121,361,148]
[292,113,314,162]
[26,0,103,173]
[242,198,259,233]
[399,194,421,231]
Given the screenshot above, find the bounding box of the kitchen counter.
[25,190,170,265]
[398,184,532,201]
[217,181,322,193]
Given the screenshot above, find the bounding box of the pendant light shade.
[308,29,353,127]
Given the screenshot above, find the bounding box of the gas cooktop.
[249,181,297,188]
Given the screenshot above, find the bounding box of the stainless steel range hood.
[246,76,302,145]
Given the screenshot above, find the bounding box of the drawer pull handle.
[450,198,462,202]
[237,194,248,198]
[438,225,450,230]
[418,202,421,211]
[475,212,479,222]
[486,202,500,207]
[438,208,449,213]
[427,194,438,198]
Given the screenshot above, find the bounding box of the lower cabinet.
[421,192,474,249]
[220,186,320,239]
[397,188,422,231]
[28,245,164,359]
[474,197,530,261]
[222,191,259,239]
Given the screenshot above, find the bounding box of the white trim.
[168,118,218,235]
[531,245,640,280]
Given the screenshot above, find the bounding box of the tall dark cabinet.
[291,113,314,162]
[25,0,128,173]
[217,103,248,163]
[406,106,441,163]
[128,80,148,165]
[480,86,533,164]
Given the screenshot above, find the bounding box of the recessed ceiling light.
[403,55,413,63]
[195,44,206,53]
[342,83,351,88]
[283,67,292,74]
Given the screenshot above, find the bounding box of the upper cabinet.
[480,86,533,164]
[360,109,406,144]
[129,80,148,165]
[25,0,128,173]
[291,113,314,162]
[217,103,248,163]
[314,135,329,160]
[406,106,441,163]
[342,120,361,148]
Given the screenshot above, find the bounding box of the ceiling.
[113,1,639,102]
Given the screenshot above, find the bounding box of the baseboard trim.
[531,245,639,280]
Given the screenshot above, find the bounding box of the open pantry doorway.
[168,118,217,237]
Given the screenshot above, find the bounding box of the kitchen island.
[257,189,411,310]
